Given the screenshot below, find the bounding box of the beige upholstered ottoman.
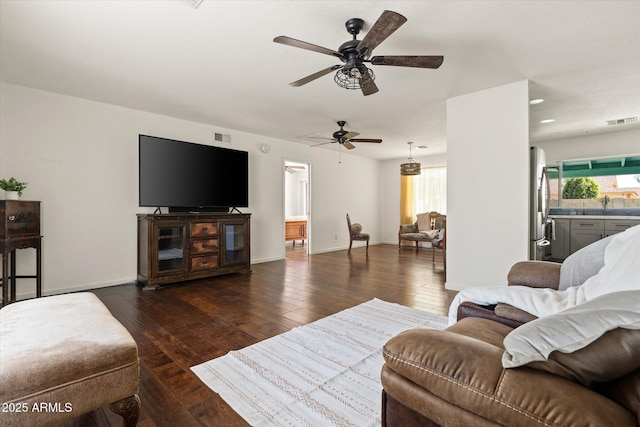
[0,292,140,427]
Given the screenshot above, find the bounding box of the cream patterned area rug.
[191,298,448,427]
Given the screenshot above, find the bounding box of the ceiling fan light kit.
[273,10,443,96]
[334,66,376,90]
[400,142,421,176]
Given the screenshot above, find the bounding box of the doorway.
[284,160,310,257]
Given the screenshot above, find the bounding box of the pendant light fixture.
[400,142,421,176]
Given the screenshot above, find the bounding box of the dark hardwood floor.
[63,243,454,427]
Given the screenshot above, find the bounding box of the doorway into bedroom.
[284,160,310,258]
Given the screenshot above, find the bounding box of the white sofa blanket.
[448,224,640,325]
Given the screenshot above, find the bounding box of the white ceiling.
[1,0,639,160]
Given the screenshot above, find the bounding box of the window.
[548,156,640,210]
[414,166,447,214]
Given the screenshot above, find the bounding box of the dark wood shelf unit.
[1,200,42,306]
[137,212,251,289]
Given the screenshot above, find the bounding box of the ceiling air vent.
[214,132,231,143]
[606,116,637,126]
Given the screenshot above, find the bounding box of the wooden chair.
[431,214,446,269]
[346,213,369,254]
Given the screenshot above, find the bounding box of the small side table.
[1,200,42,306]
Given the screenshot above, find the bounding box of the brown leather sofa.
[381,260,640,427]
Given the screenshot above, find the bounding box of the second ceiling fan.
[273,10,444,96]
[310,121,382,150]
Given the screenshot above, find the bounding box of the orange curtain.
[400,175,415,225]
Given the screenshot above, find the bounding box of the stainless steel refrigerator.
[530,146,550,260]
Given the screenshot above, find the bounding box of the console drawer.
[191,238,219,254]
[191,222,218,237]
[191,255,219,271]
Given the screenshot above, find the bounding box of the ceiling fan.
[310,121,382,150]
[273,10,444,96]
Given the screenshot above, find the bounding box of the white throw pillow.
[416,213,432,232]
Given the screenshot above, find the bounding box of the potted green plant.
[0,177,28,200]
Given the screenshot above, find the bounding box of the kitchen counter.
[549,208,640,219]
[550,214,640,220]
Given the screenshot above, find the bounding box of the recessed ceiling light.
[540,119,555,124]
[529,99,544,105]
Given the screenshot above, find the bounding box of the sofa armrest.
[399,224,418,233]
[457,301,525,328]
[507,261,561,289]
[494,303,537,324]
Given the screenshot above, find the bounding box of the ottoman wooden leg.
[109,394,141,427]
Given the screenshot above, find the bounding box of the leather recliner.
[381,260,640,427]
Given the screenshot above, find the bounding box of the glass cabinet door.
[154,222,187,275]
[222,221,248,266]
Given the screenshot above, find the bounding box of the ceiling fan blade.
[349,138,383,143]
[311,141,334,147]
[274,36,344,58]
[343,131,360,140]
[290,65,341,87]
[370,55,444,69]
[343,142,356,150]
[361,78,379,96]
[356,10,407,56]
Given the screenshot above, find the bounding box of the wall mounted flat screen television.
[139,135,248,212]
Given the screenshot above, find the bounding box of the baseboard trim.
[14,277,137,301]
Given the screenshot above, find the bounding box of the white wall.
[0,82,382,298]
[310,154,382,254]
[446,81,530,291]
[535,128,640,163]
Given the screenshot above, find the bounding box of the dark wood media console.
[137,212,251,289]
